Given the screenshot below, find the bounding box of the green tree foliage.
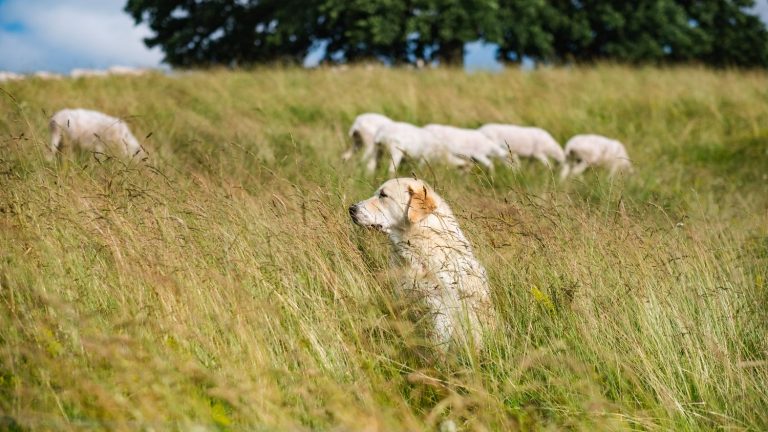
[125,0,768,68]
[681,0,768,67]
[407,0,501,65]
[316,0,412,64]
[124,0,320,66]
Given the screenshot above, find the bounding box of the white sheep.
[70,69,108,78]
[560,134,632,179]
[0,71,23,82]
[374,122,467,174]
[32,71,62,80]
[48,109,146,161]
[423,124,508,170]
[478,124,565,168]
[107,66,150,76]
[342,113,394,173]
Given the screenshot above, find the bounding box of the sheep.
[423,124,508,170]
[32,71,62,80]
[0,71,23,82]
[478,124,565,168]
[374,122,467,174]
[70,68,108,78]
[560,134,632,179]
[107,66,150,76]
[48,109,146,161]
[342,113,394,173]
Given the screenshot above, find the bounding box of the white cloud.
[0,0,163,73]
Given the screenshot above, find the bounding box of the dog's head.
[349,178,438,233]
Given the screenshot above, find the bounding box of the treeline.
[125,0,768,68]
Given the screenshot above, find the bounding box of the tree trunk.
[438,40,464,67]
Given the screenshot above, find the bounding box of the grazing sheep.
[0,71,23,82]
[70,69,108,78]
[374,122,467,174]
[342,113,394,173]
[107,66,150,76]
[424,124,508,170]
[560,134,631,179]
[32,71,62,80]
[48,109,145,161]
[478,124,565,168]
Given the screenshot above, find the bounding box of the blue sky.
[1,0,768,74]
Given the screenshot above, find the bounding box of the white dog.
[424,124,509,170]
[478,124,565,168]
[560,134,632,179]
[49,108,145,160]
[374,122,467,174]
[349,178,491,349]
[342,113,394,173]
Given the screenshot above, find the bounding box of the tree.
[498,0,768,67]
[681,0,768,67]
[316,0,413,64]
[124,0,321,66]
[407,0,501,65]
[126,0,768,68]
[495,0,556,63]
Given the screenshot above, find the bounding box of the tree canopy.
[125,0,768,68]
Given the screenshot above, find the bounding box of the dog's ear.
[407,185,437,224]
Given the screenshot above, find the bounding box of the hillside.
[1,66,767,431]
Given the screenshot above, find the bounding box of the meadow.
[0,65,766,431]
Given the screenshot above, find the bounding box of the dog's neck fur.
[388,203,485,291]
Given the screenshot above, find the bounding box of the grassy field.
[0,65,766,431]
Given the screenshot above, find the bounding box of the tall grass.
[0,65,766,431]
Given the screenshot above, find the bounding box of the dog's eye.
[379,191,388,199]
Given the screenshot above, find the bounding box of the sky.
[1,0,768,74]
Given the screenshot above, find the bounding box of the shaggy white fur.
[560,134,632,179]
[349,178,491,349]
[49,109,145,160]
[343,113,394,173]
[478,123,565,168]
[373,122,467,174]
[424,124,508,170]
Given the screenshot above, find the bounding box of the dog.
[349,178,491,349]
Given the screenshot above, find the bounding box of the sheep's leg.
[361,143,378,174]
[472,154,495,171]
[533,152,552,168]
[559,163,571,180]
[569,161,590,177]
[445,153,471,171]
[342,131,363,161]
[388,148,405,174]
[48,120,63,160]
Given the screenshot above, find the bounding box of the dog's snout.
[348,204,359,221]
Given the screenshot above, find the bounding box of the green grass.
[0,65,766,431]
